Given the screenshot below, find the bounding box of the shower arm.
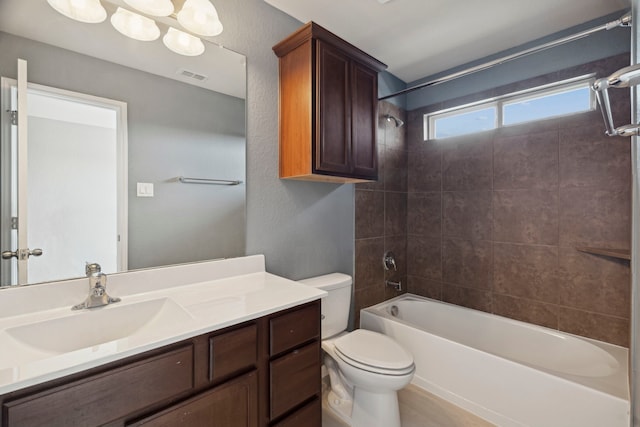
[592,63,640,137]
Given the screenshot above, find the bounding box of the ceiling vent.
[176,68,208,82]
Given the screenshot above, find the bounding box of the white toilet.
[299,273,415,427]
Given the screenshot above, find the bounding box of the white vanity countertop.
[0,255,327,395]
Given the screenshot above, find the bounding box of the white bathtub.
[360,294,629,427]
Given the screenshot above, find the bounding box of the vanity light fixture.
[177,0,223,36]
[46,0,107,23]
[47,0,222,56]
[110,7,160,41]
[123,0,174,17]
[163,27,205,56]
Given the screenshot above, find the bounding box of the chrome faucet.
[72,263,121,310]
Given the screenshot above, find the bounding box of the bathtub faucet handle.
[383,251,397,271]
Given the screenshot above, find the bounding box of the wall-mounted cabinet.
[273,22,387,183]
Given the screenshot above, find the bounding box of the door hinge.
[11,217,17,230]
[8,110,17,126]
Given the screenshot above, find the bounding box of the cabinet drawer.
[272,397,321,427]
[210,323,257,382]
[269,342,320,420]
[129,371,258,427]
[269,302,319,356]
[3,345,194,427]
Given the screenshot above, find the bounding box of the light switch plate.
[137,182,154,197]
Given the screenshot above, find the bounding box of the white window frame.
[425,74,596,140]
[424,102,498,141]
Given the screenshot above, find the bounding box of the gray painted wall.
[379,70,407,109]
[403,11,631,111]
[2,0,356,286]
[0,32,246,272]
[211,0,355,280]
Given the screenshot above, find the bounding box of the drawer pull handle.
[289,329,294,334]
[176,361,182,365]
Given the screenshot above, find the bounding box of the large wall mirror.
[0,0,246,287]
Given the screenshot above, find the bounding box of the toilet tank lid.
[298,273,352,290]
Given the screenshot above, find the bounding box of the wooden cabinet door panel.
[3,345,194,427]
[269,342,320,420]
[272,397,321,427]
[210,323,257,382]
[130,371,258,427]
[316,40,351,175]
[351,61,378,179]
[269,302,320,356]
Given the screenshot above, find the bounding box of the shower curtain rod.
[379,11,632,101]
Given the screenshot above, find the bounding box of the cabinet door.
[350,61,378,179]
[210,323,257,382]
[130,371,258,427]
[316,40,351,175]
[4,345,194,427]
[269,342,321,420]
[269,302,320,356]
[272,398,321,427]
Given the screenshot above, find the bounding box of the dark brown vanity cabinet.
[273,22,386,183]
[131,372,259,427]
[2,345,198,427]
[0,300,322,427]
[267,302,321,426]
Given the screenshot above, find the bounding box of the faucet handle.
[383,251,397,271]
[85,262,102,276]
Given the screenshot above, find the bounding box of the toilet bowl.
[322,329,415,427]
[298,273,415,427]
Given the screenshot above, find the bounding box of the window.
[430,105,497,139]
[425,76,595,140]
[502,84,592,126]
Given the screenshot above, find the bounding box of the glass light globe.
[47,0,107,23]
[163,27,205,56]
[110,7,160,41]
[177,0,223,37]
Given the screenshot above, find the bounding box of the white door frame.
[0,73,128,284]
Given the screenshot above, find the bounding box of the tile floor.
[322,384,495,427]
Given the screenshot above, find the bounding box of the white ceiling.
[0,0,246,99]
[265,0,630,83]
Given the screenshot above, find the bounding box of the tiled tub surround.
[405,53,631,346]
[0,255,325,394]
[361,295,629,427]
[354,101,408,326]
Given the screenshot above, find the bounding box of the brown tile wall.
[405,53,631,347]
[353,102,408,326]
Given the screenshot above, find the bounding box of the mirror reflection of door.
[1,59,128,286]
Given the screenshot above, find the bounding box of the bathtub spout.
[386,280,402,291]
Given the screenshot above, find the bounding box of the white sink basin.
[5,298,193,354]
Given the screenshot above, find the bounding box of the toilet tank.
[299,273,352,339]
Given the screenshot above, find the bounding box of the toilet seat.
[333,329,414,375]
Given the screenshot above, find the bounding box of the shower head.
[384,114,404,127]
